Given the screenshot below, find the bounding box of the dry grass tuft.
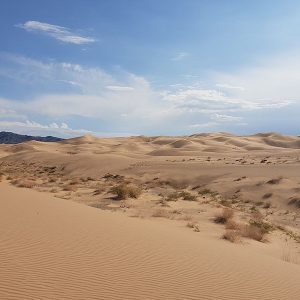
[263,201,271,209]
[214,208,234,224]
[179,191,197,201]
[11,179,37,189]
[266,177,282,185]
[225,219,241,230]
[63,184,77,192]
[223,230,241,243]
[186,222,200,232]
[111,184,142,200]
[241,224,266,242]
[165,192,180,202]
[151,208,169,218]
[262,192,273,199]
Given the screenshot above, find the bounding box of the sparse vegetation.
[262,192,273,199]
[165,192,180,201]
[225,219,241,230]
[214,208,234,224]
[223,229,241,243]
[179,191,197,201]
[11,179,37,189]
[263,201,271,209]
[241,224,266,242]
[267,177,282,185]
[151,208,169,218]
[186,222,200,232]
[63,184,77,192]
[111,184,142,200]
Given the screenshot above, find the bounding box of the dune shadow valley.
[0,132,300,299]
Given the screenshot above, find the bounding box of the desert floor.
[0,132,300,299]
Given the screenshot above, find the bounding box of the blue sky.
[1,0,300,137]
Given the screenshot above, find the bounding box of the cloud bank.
[0,52,298,136]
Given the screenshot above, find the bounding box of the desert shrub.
[249,219,274,234]
[266,177,282,185]
[165,192,180,201]
[179,191,197,201]
[250,210,264,222]
[198,189,218,197]
[187,222,200,232]
[151,208,169,218]
[12,179,36,189]
[241,224,265,242]
[220,199,231,207]
[69,178,81,185]
[93,189,102,196]
[214,208,234,224]
[63,184,77,192]
[111,184,141,200]
[263,201,271,209]
[225,219,241,230]
[262,192,273,199]
[223,230,241,243]
[127,186,142,198]
[288,196,300,208]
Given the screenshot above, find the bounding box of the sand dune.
[0,132,300,299]
[1,182,300,300]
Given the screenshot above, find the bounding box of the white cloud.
[211,114,242,122]
[215,83,245,91]
[106,85,134,91]
[172,52,189,61]
[215,51,300,102]
[17,21,95,45]
[189,122,218,129]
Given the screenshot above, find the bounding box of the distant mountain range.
[0,131,63,144]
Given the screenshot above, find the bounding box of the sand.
[1,182,300,300]
[0,132,300,299]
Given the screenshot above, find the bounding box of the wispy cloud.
[210,114,242,122]
[171,52,189,61]
[215,83,245,91]
[189,122,218,129]
[106,85,134,91]
[17,21,95,45]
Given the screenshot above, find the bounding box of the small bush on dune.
[151,208,169,218]
[187,222,200,232]
[214,208,234,224]
[262,192,273,199]
[241,224,265,242]
[263,201,271,209]
[223,230,241,243]
[266,177,282,185]
[165,192,180,202]
[225,219,241,230]
[63,184,77,192]
[166,190,197,201]
[11,179,36,189]
[111,184,141,200]
[179,191,197,201]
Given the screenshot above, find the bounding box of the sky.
[1,0,300,137]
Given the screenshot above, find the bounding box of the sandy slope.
[1,182,300,300]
